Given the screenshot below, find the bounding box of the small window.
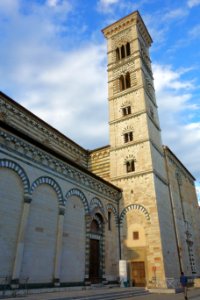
[124,132,133,143]
[108,211,111,231]
[126,42,131,56]
[122,106,131,116]
[121,45,125,59]
[126,160,135,173]
[116,48,120,61]
[125,72,131,88]
[133,231,139,240]
[119,75,125,91]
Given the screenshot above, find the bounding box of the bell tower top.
[102,11,152,47]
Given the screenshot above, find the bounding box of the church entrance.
[89,217,103,283]
[89,239,100,282]
[131,261,146,287]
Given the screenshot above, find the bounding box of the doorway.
[131,261,146,287]
[89,239,100,282]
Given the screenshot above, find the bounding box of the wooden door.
[131,262,146,287]
[89,239,100,283]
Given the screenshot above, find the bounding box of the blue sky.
[0,0,200,199]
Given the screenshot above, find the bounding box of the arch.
[65,188,89,213]
[120,204,150,223]
[31,176,64,205]
[0,159,30,194]
[90,197,104,209]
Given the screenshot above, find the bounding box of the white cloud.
[189,24,200,39]
[153,63,200,179]
[187,0,200,7]
[97,0,119,13]
[163,8,188,21]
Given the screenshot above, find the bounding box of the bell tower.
[102,11,180,286]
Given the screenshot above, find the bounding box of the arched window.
[124,132,133,143]
[121,45,125,59]
[125,72,131,89]
[116,48,120,61]
[119,75,125,91]
[126,42,131,56]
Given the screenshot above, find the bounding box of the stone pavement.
[1,287,200,300]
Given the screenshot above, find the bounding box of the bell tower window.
[124,132,133,143]
[126,42,131,56]
[116,47,120,61]
[121,45,125,59]
[126,160,135,173]
[125,72,131,88]
[122,106,131,116]
[119,75,125,91]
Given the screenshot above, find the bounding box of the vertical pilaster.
[53,205,65,286]
[11,195,32,286]
[84,214,91,283]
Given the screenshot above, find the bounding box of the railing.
[0,276,11,296]
[150,277,182,289]
[0,276,29,298]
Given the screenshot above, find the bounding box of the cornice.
[0,127,121,201]
[102,11,152,47]
[0,92,89,166]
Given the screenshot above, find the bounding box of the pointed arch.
[0,159,30,194]
[31,176,64,205]
[120,204,150,223]
[65,188,89,213]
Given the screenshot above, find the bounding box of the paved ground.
[1,287,200,300]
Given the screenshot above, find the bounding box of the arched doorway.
[89,215,103,283]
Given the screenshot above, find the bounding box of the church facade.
[0,11,200,290]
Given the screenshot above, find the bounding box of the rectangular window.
[122,106,131,116]
[126,160,135,173]
[124,132,133,143]
[108,211,111,231]
[133,231,139,240]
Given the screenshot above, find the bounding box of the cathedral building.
[0,11,200,290]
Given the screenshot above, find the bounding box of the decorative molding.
[31,176,64,205]
[0,96,88,165]
[119,204,150,223]
[65,188,89,213]
[0,158,30,194]
[0,129,120,201]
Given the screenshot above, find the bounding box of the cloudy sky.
[0,0,200,199]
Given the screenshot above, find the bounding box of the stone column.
[53,205,65,286]
[11,195,32,287]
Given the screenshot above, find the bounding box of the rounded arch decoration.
[119,204,150,224]
[65,188,89,213]
[106,203,118,223]
[31,176,64,205]
[0,159,30,194]
[90,197,105,216]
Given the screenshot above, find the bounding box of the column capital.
[24,195,32,203]
[59,206,65,215]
